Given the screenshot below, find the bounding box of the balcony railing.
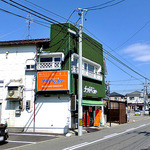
[37,62,61,70]
[71,66,102,81]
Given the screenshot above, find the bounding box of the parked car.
[134,110,141,116]
[144,109,149,115]
[0,124,9,142]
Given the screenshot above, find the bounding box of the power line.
[23,0,68,21]
[1,0,148,82]
[22,0,77,25]
[83,35,149,81]
[84,0,117,9]
[1,0,76,42]
[3,0,78,43]
[87,0,126,11]
[83,27,149,80]
[115,20,150,50]
[110,84,143,86]
[110,78,144,82]
[82,36,143,82]
[1,0,58,24]
[0,7,50,28]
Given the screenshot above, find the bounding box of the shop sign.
[83,86,97,94]
[37,71,69,91]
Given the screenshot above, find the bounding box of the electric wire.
[110,84,143,86]
[49,9,77,44]
[83,27,149,81]
[9,0,77,28]
[84,0,117,9]
[87,0,126,11]
[84,35,149,81]
[83,27,148,78]
[23,0,68,21]
[1,0,76,43]
[1,0,148,82]
[10,0,78,43]
[110,78,144,82]
[115,20,150,50]
[82,36,143,83]
[0,7,50,28]
[2,0,58,24]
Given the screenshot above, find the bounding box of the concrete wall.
[25,96,71,134]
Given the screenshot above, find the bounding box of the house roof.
[126,91,142,97]
[0,38,50,46]
[110,92,125,97]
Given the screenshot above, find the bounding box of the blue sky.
[0,0,150,95]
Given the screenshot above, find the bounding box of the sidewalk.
[67,112,150,136]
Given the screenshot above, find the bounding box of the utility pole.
[78,8,87,136]
[144,78,148,110]
[106,81,110,97]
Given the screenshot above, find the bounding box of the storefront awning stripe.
[77,99,105,106]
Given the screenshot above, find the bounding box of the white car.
[134,110,141,116]
[144,110,149,115]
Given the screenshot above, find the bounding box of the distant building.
[109,92,125,102]
[126,91,144,110]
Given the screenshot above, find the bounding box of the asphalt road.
[0,132,60,150]
[1,112,150,150]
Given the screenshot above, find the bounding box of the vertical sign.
[94,110,101,126]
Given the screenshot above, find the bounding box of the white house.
[126,91,144,111]
[0,39,70,134]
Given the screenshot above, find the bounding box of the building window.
[115,97,119,101]
[71,58,78,67]
[88,64,94,73]
[40,57,52,62]
[54,57,61,62]
[129,97,134,100]
[25,59,35,71]
[84,63,87,70]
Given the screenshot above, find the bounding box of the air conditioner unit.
[7,86,23,100]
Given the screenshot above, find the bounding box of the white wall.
[26,96,71,134]
[0,45,36,126]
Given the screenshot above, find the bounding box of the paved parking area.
[0,132,62,150]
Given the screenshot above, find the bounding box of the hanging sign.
[37,71,69,91]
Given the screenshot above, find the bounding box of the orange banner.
[37,71,69,91]
[94,110,101,126]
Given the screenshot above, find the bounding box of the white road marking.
[63,122,150,150]
[9,133,56,137]
[6,140,36,144]
[64,142,89,150]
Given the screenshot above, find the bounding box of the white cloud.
[122,43,150,62]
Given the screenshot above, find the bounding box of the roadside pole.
[78,8,87,136]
